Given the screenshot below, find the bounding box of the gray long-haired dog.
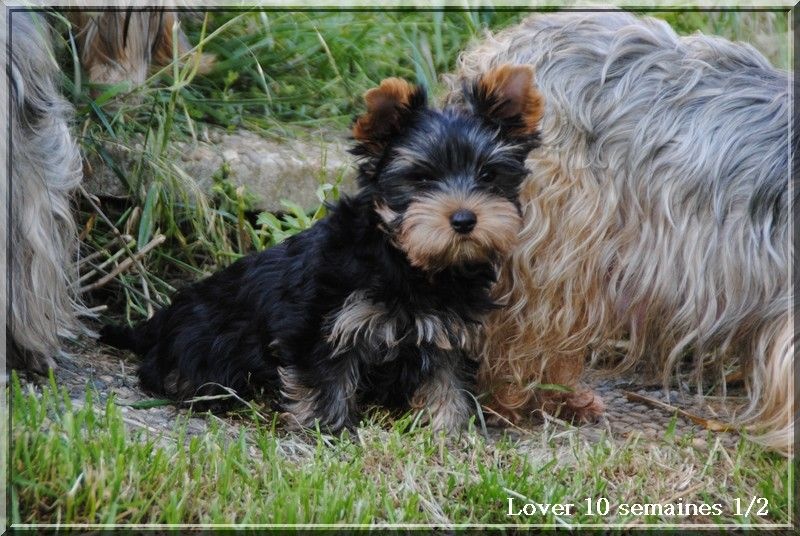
[67,9,213,86]
[5,11,87,372]
[444,12,793,453]
[5,9,210,372]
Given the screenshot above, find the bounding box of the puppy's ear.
[467,64,543,139]
[352,78,427,157]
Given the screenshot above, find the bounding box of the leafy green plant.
[256,168,346,248]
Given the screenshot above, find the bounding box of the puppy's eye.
[478,171,494,182]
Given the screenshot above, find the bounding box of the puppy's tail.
[99,324,139,352]
[99,313,162,356]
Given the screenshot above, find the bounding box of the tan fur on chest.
[325,290,481,359]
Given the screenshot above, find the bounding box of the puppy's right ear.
[466,64,543,141]
[352,78,427,157]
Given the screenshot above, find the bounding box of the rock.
[82,127,357,212]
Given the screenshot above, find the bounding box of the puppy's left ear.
[467,64,544,139]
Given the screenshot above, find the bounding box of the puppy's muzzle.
[397,191,521,271]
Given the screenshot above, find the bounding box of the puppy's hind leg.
[100,311,176,396]
[136,344,175,396]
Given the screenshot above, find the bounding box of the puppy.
[445,12,793,452]
[101,65,543,432]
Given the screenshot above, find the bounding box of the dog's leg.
[478,348,604,425]
[534,351,605,423]
[739,319,794,453]
[8,12,87,372]
[278,357,360,432]
[477,154,611,426]
[410,354,473,433]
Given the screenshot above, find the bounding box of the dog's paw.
[557,389,605,423]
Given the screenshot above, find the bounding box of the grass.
[181,11,526,129]
[10,374,791,526]
[10,8,793,529]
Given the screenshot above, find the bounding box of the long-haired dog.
[68,9,213,87]
[4,8,212,373]
[100,65,543,432]
[445,12,793,452]
[5,11,88,373]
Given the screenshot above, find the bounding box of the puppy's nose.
[450,209,477,234]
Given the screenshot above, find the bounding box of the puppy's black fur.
[101,65,543,432]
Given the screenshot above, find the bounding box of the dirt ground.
[13,334,746,451]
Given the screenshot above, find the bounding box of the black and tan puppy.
[101,65,543,433]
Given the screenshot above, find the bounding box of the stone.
[82,127,357,212]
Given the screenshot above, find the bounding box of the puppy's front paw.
[411,371,472,434]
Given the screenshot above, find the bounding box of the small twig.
[78,234,131,266]
[78,185,161,297]
[78,239,136,284]
[623,390,736,432]
[78,213,95,242]
[480,405,537,436]
[96,240,137,271]
[80,258,163,307]
[141,274,154,318]
[79,234,166,293]
[80,304,108,315]
[192,382,272,424]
